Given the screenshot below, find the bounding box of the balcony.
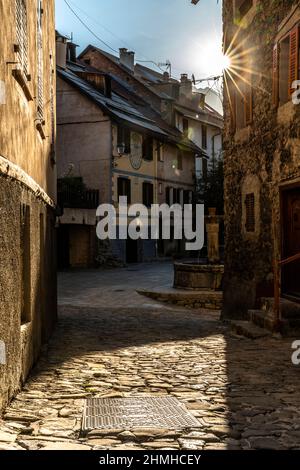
[58,178,99,210]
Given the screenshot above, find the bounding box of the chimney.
[56,32,68,69]
[119,48,135,72]
[180,73,193,100]
[67,42,78,63]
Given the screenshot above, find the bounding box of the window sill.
[12,68,33,102]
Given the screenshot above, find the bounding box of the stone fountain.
[174,208,224,291]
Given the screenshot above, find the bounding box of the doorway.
[126,239,138,263]
[281,187,300,298]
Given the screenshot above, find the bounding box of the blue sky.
[55,0,223,80]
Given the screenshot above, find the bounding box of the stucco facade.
[0,0,57,411]
[222,1,300,319]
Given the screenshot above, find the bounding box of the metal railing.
[58,185,100,210]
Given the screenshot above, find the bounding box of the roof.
[57,65,205,155]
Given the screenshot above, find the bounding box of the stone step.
[231,321,271,339]
[137,287,223,310]
[248,309,280,332]
[260,297,300,319]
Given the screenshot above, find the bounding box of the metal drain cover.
[82,397,200,431]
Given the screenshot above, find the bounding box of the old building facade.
[223,1,300,319]
[0,0,57,410]
[56,37,201,267]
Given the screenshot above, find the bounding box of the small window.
[37,0,44,120]
[202,125,207,149]
[235,0,253,20]
[117,126,131,154]
[15,0,29,76]
[245,193,255,232]
[177,150,183,170]
[143,136,153,161]
[233,77,253,130]
[118,177,131,204]
[143,182,154,207]
[158,182,163,195]
[182,118,189,135]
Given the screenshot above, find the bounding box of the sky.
[55,0,223,81]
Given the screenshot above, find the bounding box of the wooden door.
[282,188,300,297]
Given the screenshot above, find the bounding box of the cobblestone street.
[1,264,300,451]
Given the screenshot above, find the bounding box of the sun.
[193,39,232,77]
[221,53,231,72]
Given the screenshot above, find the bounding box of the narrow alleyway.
[1,263,300,450]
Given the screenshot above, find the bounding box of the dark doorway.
[282,187,300,298]
[57,225,70,270]
[126,239,138,263]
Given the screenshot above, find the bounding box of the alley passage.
[1,264,300,450]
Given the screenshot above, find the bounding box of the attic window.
[245,193,255,232]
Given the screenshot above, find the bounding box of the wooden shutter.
[272,43,279,107]
[244,80,253,125]
[37,1,44,120]
[289,25,299,97]
[16,0,28,76]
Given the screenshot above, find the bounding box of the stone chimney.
[119,48,135,72]
[67,42,78,63]
[180,73,193,100]
[56,32,68,69]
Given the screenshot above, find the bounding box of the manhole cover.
[82,397,200,431]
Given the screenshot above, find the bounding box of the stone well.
[174,262,224,291]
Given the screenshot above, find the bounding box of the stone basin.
[174,261,224,291]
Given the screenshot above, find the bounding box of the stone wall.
[0,0,57,410]
[222,1,300,319]
[0,175,57,411]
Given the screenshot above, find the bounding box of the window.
[232,77,253,130]
[157,143,164,162]
[37,0,44,121]
[158,183,163,195]
[143,136,153,161]
[50,51,55,160]
[15,0,28,76]
[118,177,131,204]
[117,126,131,154]
[143,182,154,207]
[273,25,300,107]
[20,205,31,325]
[202,125,207,149]
[245,193,255,233]
[177,150,183,170]
[235,0,253,20]
[182,118,189,135]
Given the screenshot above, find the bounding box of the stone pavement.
[1,263,300,450]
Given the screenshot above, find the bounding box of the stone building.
[56,36,203,267]
[222,1,300,321]
[0,1,57,410]
[79,46,223,184]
